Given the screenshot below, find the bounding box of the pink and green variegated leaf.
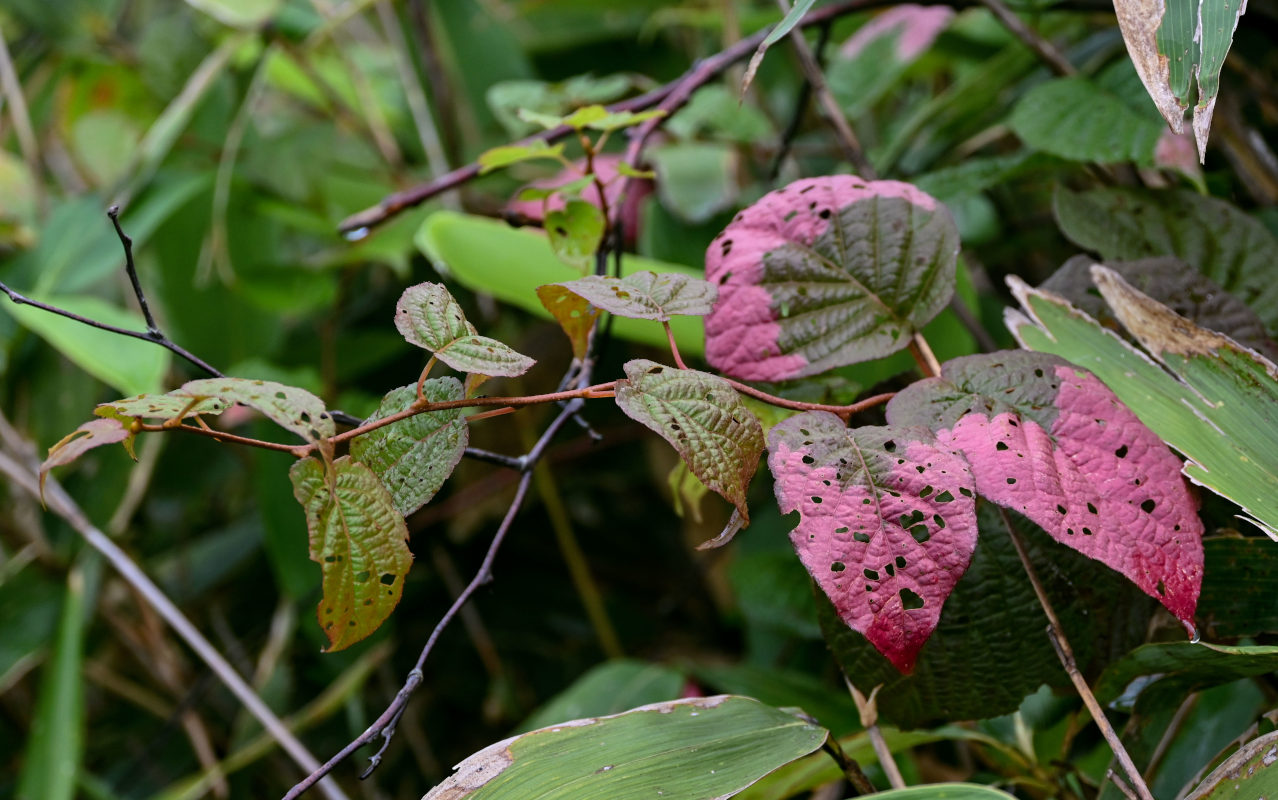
[704,176,958,381]
[767,413,978,673]
[886,351,1204,626]
[40,416,136,495]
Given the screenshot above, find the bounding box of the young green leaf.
[534,284,600,360]
[177,378,334,443]
[395,282,536,377]
[477,140,566,174]
[289,456,412,652]
[555,271,718,322]
[424,695,828,800]
[742,0,819,94]
[705,176,958,381]
[887,351,1204,626]
[614,360,763,522]
[349,381,468,516]
[769,414,978,673]
[544,199,605,271]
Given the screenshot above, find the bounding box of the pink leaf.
[768,413,978,673]
[704,176,957,381]
[840,5,955,61]
[887,352,1204,626]
[507,155,651,244]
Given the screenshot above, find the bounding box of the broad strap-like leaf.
[289,456,412,652]
[704,176,958,381]
[1007,276,1278,541]
[424,695,827,800]
[395,282,535,377]
[769,414,978,673]
[1052,187,1278,333]
[1113,0,1244,161]
[1184,729,1278,800]
[349,380,468,516]
[535,284,600,360]
[614,360,763,521]
[40,416,136,494]
[176,377,335,443]
[554,271,718,322]
[887,351,1204,625]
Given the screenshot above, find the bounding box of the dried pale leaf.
[95,393,230,422]
[177,377,334,443]
[41,417,136,495]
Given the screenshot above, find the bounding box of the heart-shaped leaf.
[887,351,1204,626]
[768,413,978,673]
[704,176,958,381]
[349,380,469,517]
[554,271,718,322]
[614,360,763,522]
[395,282,535,378]
[289,456,412,652]
[177,377,334,443]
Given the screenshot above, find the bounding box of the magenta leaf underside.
[768,412,978,673]
[704,175,958,381]
[887,351,1204,624]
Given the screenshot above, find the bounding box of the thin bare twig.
[0,412,351,800]
[845,678,906,789]
[997,509,1156,800]
[978,0,1076,76]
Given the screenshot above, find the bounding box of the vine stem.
[664,321,688,369]
[996,508,1156,800]
[0,413,351,800]
[908,332,943,378]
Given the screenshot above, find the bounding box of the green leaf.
[1198,537,1278,638]
[869,786,1017,800]
[394,282,536,377]
[614,360,764,522]
[1184,730,1278,800]
[95,393,230,422]
[416,211,707,355]
[4,295,168,396]
[1007,272,1278,539]
[183,0,282,27]
[517,660,685,733]
[477,140,566,174]
[1051,187,1278,333]
[1113,0,1245,160]
[1008,77,1163,164]
[349,381,468,516]
[742,0,819,93]
[554,271,718,322]
[545,199,605,271]
[649,142,739,223]
[1094,642,1278,713]
[289,456,412,652]
[16,564,88,800]
[423,695,829,800]
[177,377,335,443]
[535,284,600,360]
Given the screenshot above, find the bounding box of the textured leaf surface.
[544,199,604,271]
[1008,275,1278,539]
[535,284,599,359]
[1184,730,1278,800]
[1008,77,1163,165]
[615,360,763,521]
[704,176,958,381]
[177,377,334,443]
[1053,187,1278,333]
[289,457,412,651]
[422,695,827,800]
[41,418,135,491]
[768,413,978,673]
[395,282,535,377]
[1095,642,1278,712]
[887,351,1204,625]
[824,503,1154,728]
[349,380,468,516]
[555,271,718,322]
[1040,255,1277,358]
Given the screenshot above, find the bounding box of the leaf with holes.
[41,417,136,495]
[705,175,959,381]
[887,351,1204,627]
[289,456,412,652]
[555,271,718,322]
[768,413,978,673]
[545,199,604,271]
[395,282,535,377]
[95,393,230,423]
[349,380,468,517]
[614,360,763,522]
[175,378,334,443]
[535,284,600,360]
